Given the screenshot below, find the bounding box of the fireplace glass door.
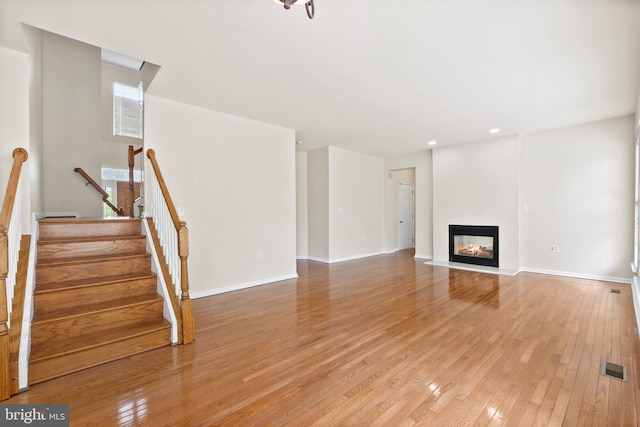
[453,235,494,259]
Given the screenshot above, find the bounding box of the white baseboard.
[520,267,632,285]
[414,254,433,260]
[329,252,386,263]
[191,273,299,299]
[306,252,387,264]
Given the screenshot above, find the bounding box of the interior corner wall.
[307,147,329,261]
[0,46,31,231]
[521,115,635,282]
[306,146,385,263]
[296,151,309,259]
[41,31,102,217]
[433,135,520,271]
[144,94,297,297]
[385,150,433,259]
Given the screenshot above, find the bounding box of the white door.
[398,183,415,250]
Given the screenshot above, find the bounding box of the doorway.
[386,168,416,252]
[398,183,415,250]
[117,181,141,217]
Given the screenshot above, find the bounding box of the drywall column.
[307,147,329,262]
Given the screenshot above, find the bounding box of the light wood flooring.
[6,251,640,426]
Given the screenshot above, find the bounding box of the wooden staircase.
[29,218,171,384]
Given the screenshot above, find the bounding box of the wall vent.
[601,361,627,381]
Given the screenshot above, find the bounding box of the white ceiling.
[1,0,639,157]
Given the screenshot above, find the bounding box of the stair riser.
[38,238,147,261]
[37,255,152,284]
[34,277,158,318]
[31,300,165,346]
[29,328,170,384]
[39,220,141,239]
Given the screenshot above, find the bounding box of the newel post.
[128,145,135,217]
[0,227,9,400]
[178,222,195,344]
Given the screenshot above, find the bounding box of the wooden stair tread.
[39,235,145,244]
[29,217,174,385]
[30,318,171,362]
[38,217,141,224]
[37,252,150,266]
[34,272,157,293]
[32,294,164,324]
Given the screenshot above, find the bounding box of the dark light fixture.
[275,0,315,19]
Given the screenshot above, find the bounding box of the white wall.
[433,135,520,271]
[40,31,102,217]
[328,147,384,261]
[385,150,433,259]
[521,116,634,281]
[144,94,297,297]
[0,46,31,230]
[24,26,43,217]
[296,151,308,259]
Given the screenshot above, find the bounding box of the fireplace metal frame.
[449,225,499,267]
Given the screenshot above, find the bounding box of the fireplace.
[449,225,499,267]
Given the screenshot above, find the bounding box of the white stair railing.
[150,169,181,298]
[145,149,195,344]
[0,147,28,401]
[5,178,22,326]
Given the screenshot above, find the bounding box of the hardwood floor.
[6,251,640,426]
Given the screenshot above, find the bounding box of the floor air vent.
[601,361,627,381]
[611,289,621,294]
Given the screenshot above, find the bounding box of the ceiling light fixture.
[274,0,315,19]
[489,128,500,134]
[428,140,437,146]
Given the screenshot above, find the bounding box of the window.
[113,81,143,139]
[101,167,143,182]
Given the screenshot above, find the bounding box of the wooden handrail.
[1,148,28,401]
[0,149,27,228]
[73,167,124,216]
[146,149,181,229]
[146,148,195,344]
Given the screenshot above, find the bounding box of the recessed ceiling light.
[296,140,303,144]
[428,140,437,146]
[489,128,500,134]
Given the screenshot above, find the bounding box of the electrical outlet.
[257,251,263,260]
[549,245,560,253]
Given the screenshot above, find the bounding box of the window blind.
[113,81,143,139]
